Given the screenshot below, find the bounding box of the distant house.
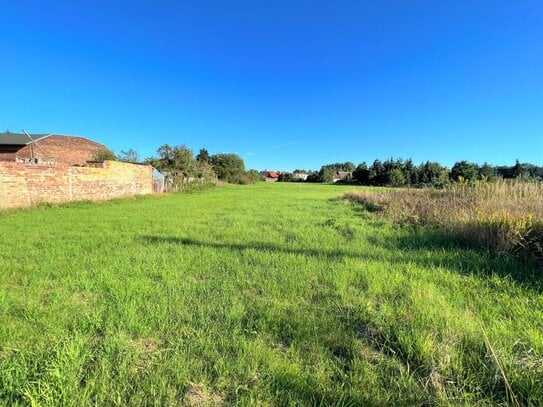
[332,171,352,183]
[292,172,308,181]
[260,170,281,182]
[0,132,108,165]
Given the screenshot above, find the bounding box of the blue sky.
[1,1,542,171]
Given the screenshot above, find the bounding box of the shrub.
[172,181,218,194]
[92,149,117,162]
[246,169,263,183]
[233,173,253,185]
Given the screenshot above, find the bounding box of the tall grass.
[341,180,543,264]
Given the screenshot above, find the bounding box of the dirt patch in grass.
[183,383,224,407]
[129,337,161,355]
[128,337,162,374]
[71,290,98,306]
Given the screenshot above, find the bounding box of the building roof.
[259,170,284,178]
[0,132,51,145]
[333,171,352,180]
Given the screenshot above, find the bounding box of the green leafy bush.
[91,149,117,162]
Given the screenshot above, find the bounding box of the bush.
[233,174,253,185]
[92,149,117,162]
[172,181,218,194]
[246,169,263,183]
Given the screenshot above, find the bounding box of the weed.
[341,180,543,264]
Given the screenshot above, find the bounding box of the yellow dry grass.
[342,180,543,262]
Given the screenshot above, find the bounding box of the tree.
[320,162,355,173]
[403,159,417,186]
[278,172,295,182]
[246,169,263,183]
[479,162,497,182]
[149,144,196,178]
[369,160,386,186]
[389,168,406,187]
[419,161,449,187]
[210,153,246,183]
[343,162,356,172]
[193,159,216,180]
[318,167,335,183]
[352,162,370,185]
[305,172,321,182]
[451,161,479,183]
[166,145,193,175]
[92,148,116,162]
[511,159,526,179]
[117,149,140,163]
[196,148,210,163]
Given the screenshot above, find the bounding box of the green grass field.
[1,183,542,406]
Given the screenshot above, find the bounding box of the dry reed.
[341,180,543,264]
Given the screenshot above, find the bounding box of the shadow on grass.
[141,235,360,261]
[371,227,543,290]
[140,233,538,404]
[141,231,541,292]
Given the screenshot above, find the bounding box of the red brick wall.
[10,135,107,165]
[0,135,107,165]
[0,161,154,209]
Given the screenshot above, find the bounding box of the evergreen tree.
[478,162,497,181]
[451,161,479,183]
[352,162,370,185]
[369,159,386,186]
[403,159,417,185]
[196,148,211,162]
[511,159,526,179]
[389,168,406,187]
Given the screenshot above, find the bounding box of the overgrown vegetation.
[145,145,260,187]
[92,144,260,186]
[1,183,542,405]
[117,149,141,163]
[171,180,220,194]
[91,148,117,162]
[342,180,543,264]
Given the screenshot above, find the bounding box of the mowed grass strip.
[0,183,542,406]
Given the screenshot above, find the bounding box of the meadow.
[0,183,542,406]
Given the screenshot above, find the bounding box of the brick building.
[0,132,109,165]
[259,170,281,182]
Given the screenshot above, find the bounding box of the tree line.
[96,146,541,187]
[94,145,260,186]
[281,159,543,186]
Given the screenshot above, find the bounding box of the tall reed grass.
[342,180,543,264]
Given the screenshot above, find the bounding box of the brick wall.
[0,161,154,209]
[13,135,107,165]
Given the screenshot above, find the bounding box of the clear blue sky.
[1,1,542,171]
